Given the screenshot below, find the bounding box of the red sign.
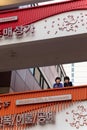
[0,0,87,31]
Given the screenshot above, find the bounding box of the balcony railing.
[0,85,87,117]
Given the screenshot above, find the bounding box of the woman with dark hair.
[64,76,73,87]
[53,77,63,88]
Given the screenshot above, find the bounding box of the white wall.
[28,101,87,130]
[63,62,87,86]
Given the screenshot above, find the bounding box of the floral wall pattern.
[43,11,87,35]
[66,104,87,129]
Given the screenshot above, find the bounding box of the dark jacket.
[64,82,72,87]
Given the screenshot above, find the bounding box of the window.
[34,68,40,84]
[71,68,74,72]
[43,80,49,89]
[72,63,74,67]
[29,68,34,75]
[72,78,74,83]
[30,68,50,89]
[71,73,74,77]
[56,65,66,80]
[0,87,10,94]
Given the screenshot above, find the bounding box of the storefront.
[0,0,87,71]
[0,86,87,130]
[0,2,87,129]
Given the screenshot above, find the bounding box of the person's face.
[64,79,69,83]
[56,79,61,84]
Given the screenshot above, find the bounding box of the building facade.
[0,85,87,130]
[0,1,87,130]
[63,62,87,86]
[0,65,66,94]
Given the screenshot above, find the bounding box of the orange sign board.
[0,85,87,129]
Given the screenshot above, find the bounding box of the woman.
[64,76,73,87]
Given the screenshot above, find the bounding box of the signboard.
[0,16,18,23]
[0,24,35,39]
[0,94,72,128]
[16,94,72,105]
[0,111,55,128]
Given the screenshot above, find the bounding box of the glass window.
[72,63,74,67]
[34,68,40,85]
[40,76,44,88]
[29,68,34,75]
[0,87,9,94]
[71,68,74,72]
[71,73,74,77]
[43,80,48,89]
[29,67,50,89]
[72,79,74,83]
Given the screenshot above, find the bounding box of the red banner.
[0,0,87,30]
